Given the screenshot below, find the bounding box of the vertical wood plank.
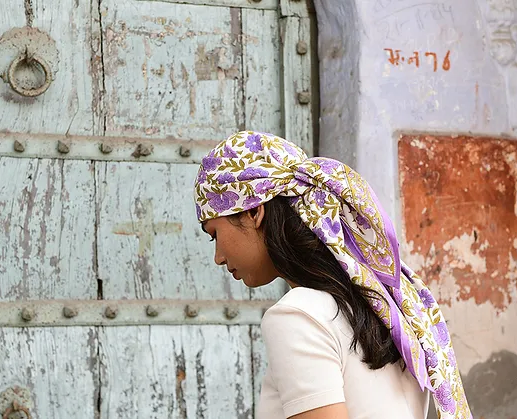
[100,0,245,140]
[99,325,253,418]
[0,327,99,418]
[0,0,99,136]
[0,158,97,301]
[280,0,312,17]
[280,15,315,155]
[251,325,269,419]
[242,9,282,136]
[96,162,248,301]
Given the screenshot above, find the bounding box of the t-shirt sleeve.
[260,302,346,418]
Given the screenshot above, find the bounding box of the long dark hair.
[255,197,402,370]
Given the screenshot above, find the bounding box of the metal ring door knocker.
[0,27,59,98]
[7,47,52,97]
[3,401,31,419]
[0,387,33,419]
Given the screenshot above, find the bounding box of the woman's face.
[202,207,280,288]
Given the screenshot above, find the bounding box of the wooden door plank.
[96,162,248,300]
[0,327,99,418]
[135,0,278,10]
[280,16,315,155]
[242,9,282,137]
[100,0,245,140]
[0,0,100,136]
[0,158,97,301]
[99,325,253,418]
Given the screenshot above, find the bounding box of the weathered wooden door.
[0,0,316,417]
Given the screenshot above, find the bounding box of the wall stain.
[463,351,517,419]
[399,135,517,310]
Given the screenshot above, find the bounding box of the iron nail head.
[179,146,191,158]
[63,306,78,318]
[185,304,199,318]
[99,143,113,154]
[13,140,25,152]
[296,41,308,55]
[225,306,239,320]
[132,143,153,158]
[146,305,159,317]
[57,140,70,154]
[297,91,311,104]
[20,307,35,322]
[104,306,118,319]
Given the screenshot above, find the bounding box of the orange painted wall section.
[398,135,517,312]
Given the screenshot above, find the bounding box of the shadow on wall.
[427,351,517,419]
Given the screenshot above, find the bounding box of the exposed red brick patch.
[399,135,517,311]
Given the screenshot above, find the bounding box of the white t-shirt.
[258,287,429,419]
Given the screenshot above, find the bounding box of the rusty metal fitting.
[62,306,78,319]
[7,51,52,98]
[185,304,199,318]
[132,143,153,158]
[13,140,25,153]
[179,146,191,158]
[224,306,239,320]
[146,305,159,317]
[104,306,118,319]
[3,400,31,419]
[99,143,113,154]
[57,140,70,154]
[297,91,311,104]
[296,41,308,55]
[20,308,35,322]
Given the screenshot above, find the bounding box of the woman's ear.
[246,205,265,230]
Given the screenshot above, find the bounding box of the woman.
[194,131,472,419]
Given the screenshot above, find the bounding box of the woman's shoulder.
[265,287,340,325]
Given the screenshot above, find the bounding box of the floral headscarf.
[194,131,472,419]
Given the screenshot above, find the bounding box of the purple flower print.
[448,349,457,368]
[313,227,327,243]
[206,191,239,212]
[283,142,298,156]
[339,261,349,271]
[243,196,262,210]
[237,167,269,181]
[392,287,404,305]
[289,196,301,205]
[217,173,236,184]
[424,349,439,368]
[418,288,436,309]
[245,133,263,152]
[270,149,283,164]
[378,254,393,267]
[196,204,202,220]
[364,206,376,216]
[315,190,326,208]
[322,217,340,237]
[255,180,275,194]
[223,145,238,158]
[314,158,340,174]
[196,169,207,183]
[326,179,344,195]
[372,298,383,312]
[433,322,450,348]
[435,381,456,414]
[202,152,222,172]
[355,214,371,230]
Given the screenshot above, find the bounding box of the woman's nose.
[214,247,226,266]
